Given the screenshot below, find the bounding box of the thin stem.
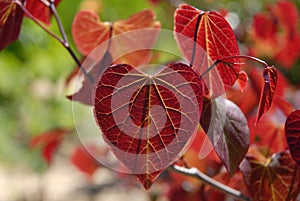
[169,165,251,201]
[15,0,94,84]
[48,0,94,83]
[14,0,63,43]
[190,13,203,67]
[202,55,270,77]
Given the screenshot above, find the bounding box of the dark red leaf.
[71,145,101,176]
[0,0,24,50]
[201,99,249,176]
[174,4,240,96]
[94,63,203,189]
[25,0,61,25]
[240,150,300,201]
[30,128,71,163]
[256,66,277,124]
[285,110,300,165]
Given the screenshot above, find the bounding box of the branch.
[169,165,251,201]
[15,0,94,84]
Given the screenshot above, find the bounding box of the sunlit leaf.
[174,4,240,96]
[25,0,61,24]
[30,128,71,163]
[240,150,300,201]
[0,0,24,50]
[201,99,249,176]
[94,63,203,189]
[256,66,277,124]
[285,110,300,165]
[72,9,160,66]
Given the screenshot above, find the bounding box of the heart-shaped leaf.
[256,66,277,124]
[72,9,160,66]
[285,110,300,165]
[200,98,249,176]
[0,0,24,50]
[25,0,61,25]
[240,150,300,201]
[174,4,240,96]
[94,63,203,189]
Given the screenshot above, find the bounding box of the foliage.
[1,0,300,200]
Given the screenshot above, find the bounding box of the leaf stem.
[169,165,251,201]
[202,55,270,77]
[15,0,94,84]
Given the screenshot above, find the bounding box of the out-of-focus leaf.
[30,128,71,163]
[201,99,249,176]
[174,4,240,96]
[256,66,277,124]
[71,145,101,176]
[72,9,160,66]
[94,63,203,189]
[0,0,24,50]
[285,110,300,165]
[240,150,300,201]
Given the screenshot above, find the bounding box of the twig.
[169,165,251,201]
[14,0,94,84]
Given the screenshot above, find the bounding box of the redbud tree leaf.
[94,63,203,189]
[25,0,61,25]
[0,0,24,50]
[30,128,71,164]
[285,110,300,165]
[71,145,101,176]
[72,9,160,66]
[200,98,249,176]
[174,4,240,96]
[240,151,300,201]
[256,66,277,124]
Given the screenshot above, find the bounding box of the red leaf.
[240,150,300,201]
[237,71,248,93]
[30,128,71,163]
[256,66,277,124]
[174,4,240,96]
[72,9,160,66]
[249,115,287,155]
[270,0,299,33]
[25,0,61,25]
[252,13,277,40]
[71,145,100,176]
[201,99,249,176]
[285,110,300,165]
[72,10,111,56]
[0,0,24,50]
[94,63,203,189]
